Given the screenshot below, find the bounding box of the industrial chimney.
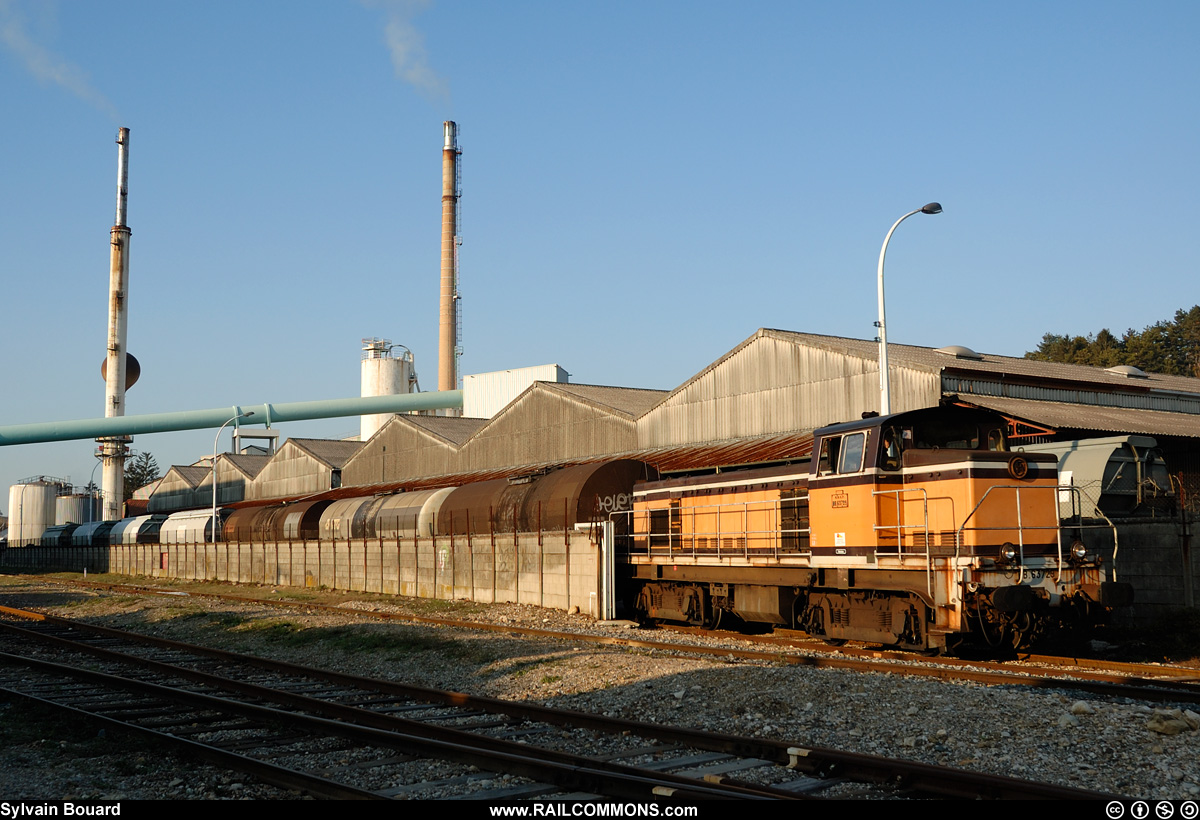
[438,121,462,406]
[99,128,132,521]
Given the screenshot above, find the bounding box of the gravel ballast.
[0,576,1196,801]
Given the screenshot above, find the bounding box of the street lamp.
[877,202,942,415]
[212,411,253,543]
[88,454,103,521]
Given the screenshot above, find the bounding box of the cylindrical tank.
[369,488,454,538]
[108,515,166,545]
[8,480,66,547]
[436,461,656,536]
[223,505,287,542]
[360,338,415,442]
[160,509,227,544]
[278,499,334,541]
[56,493,102,526]
[40,524,79,547]
[319,496,384,540]
[71,520,115,546]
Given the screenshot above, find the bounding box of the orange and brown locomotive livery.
[617,405,1132,651]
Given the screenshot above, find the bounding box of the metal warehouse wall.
[245,440,358,501]
[147,466,210,513]
[342,417,465,486]
[457,386,639,473]
[638,329,943,448]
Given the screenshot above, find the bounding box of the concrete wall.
[3,528,607,618]
[1079,513,1197,622]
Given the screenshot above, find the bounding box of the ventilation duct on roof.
[935,345,984,361]
[1105,364,1149,379]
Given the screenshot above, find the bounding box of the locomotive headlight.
[1070,541,1089,562]
[1000,542,1018,563]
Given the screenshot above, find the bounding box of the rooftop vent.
[934,345,984,361]
[1105,364,1149,379]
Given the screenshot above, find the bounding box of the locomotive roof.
[813,404,1007,438]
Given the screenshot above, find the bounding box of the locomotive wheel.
[705,607,724,630]
[632,586,654,627]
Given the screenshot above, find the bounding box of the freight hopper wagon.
[619,405,1133,652]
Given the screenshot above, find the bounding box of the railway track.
[40,577,1200,706]
[0,604,1108,801]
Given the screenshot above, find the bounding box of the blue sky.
[2,1,1198,505]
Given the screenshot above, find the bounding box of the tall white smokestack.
[99,128,131,520]
[438,121,461,401]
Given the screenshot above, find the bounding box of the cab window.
[817,436,841,476]
[880,427,902,471]
[839,432,866,473]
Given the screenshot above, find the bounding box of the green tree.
[124,451,161,498]
[1025,305,1200,377]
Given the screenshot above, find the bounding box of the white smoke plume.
[0,0,119,120]
[366,0,450,100]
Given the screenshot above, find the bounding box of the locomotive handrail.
[956,484,1050,589]
[608,497,811,560]
[871,487,932,597]
[955,485,1119,593]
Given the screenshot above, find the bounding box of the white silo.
[360,338,416,441]
[8,478,68,547]
[56,492,103,526]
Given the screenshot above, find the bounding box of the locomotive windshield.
[904,418,1006,451]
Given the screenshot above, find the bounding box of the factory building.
[196,453,270,507]
[141,328,1200,514]
[147,466,211,514]
[243,438,364,501]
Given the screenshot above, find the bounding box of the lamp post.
[212,411,253,543]
[88,455,103,521]
[877,202,942,415]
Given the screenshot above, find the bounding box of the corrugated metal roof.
[163,465,210,488]
[130,478,163,500]
[765,329,1200,395]
[223,453,270,478]
[228,430,815,509]
[400,415,488,445]
[286,439,365,468]
[543,382,669,418]
[635,431,814,473]
[958,396,1200,439]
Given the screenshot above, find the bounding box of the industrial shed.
[148,466,211,513]
[342,415,486,487]
[637,329,1200,494]
[194,453,270,507]
[245,438,364,501]
[455,383,667,474]
[145,328,1200,507]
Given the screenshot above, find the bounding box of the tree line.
[1024,305,1200,377]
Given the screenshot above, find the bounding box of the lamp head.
[921,202,943,215]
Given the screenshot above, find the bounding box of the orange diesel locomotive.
[620,404,1131,651]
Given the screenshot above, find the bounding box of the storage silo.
[7,478,68,547]
[360,338,416,441]
[56,493,103,526]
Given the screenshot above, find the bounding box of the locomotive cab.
[809,405,1061,561]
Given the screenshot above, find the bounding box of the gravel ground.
[0,574,1197,801]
